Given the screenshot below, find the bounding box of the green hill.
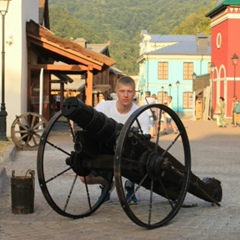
[48,0,217,74]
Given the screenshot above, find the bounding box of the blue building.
[137,30,211,118]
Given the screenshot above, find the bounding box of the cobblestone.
[0,119,240,239]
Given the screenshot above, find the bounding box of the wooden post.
[85,66,93,106]
[203,86,211,121]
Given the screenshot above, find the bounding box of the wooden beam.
[29,64,88,72]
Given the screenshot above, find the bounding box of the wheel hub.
[66,152,90,176]
[27,127,35,137]
[146,152,165,181]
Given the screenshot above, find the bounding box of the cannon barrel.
[62,97,122,147]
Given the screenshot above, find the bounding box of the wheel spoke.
[45,167,72,184]
[64,174,78,212]
[33,120,44,130]
[31,134,38,146]
[30,114,37,128]
[148,180,154,225]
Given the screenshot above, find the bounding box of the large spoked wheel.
[11,112,47,150]
[114,104,191,229]
[37,111,113,218]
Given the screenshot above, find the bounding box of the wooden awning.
[26,20,115,73]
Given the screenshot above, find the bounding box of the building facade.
[206,0,240,117]
[1,0,39,137]
[137,31,211,118]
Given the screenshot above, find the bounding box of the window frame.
[183,91,193,109]
[183,62,194,80]
[158,62,168,80]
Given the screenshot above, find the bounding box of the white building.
[1,0,39,137]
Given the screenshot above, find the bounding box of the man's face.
[116,83,135,107]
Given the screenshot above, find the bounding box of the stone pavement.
[0,119,240,240]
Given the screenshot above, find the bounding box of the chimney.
[74,38,88,48]
[196,32,208,51]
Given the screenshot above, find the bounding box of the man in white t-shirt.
[80,76,149,204]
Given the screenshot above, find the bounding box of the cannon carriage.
[37,97,222,229]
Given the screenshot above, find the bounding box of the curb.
[0,144,17,193]
[0,167,8,193]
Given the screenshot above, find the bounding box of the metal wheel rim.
[37,111,113,218]
[114,104,191,229]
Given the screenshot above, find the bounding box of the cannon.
[37,97,222,229]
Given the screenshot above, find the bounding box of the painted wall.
[2,0,38,136]
[138,55,210,116]
[210,6,240,117]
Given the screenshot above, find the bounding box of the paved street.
[0,119,240,240]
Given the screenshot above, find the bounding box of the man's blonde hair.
[115,76,135,90]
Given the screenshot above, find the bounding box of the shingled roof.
[26,20,115,71]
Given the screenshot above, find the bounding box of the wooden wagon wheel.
[11,112,48,150]
[37,111,113,218]
[114,104,191,229]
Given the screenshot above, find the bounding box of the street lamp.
[168,83,172,96]
[192,73,197,120]
[161,86,164,103]
[176,81,180,114]
[231,53,239,97]
[0,0,10,141]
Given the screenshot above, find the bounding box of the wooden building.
[26,20,115,120]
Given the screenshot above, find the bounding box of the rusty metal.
[37,97,222,229]
[11,169,35,214]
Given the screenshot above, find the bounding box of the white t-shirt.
[141,97,157,106]
[95,100,149,134]
[141,97,157,116]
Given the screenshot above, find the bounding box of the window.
[158,62,168,79]
[183,62,194,80]
[183,92,193,109]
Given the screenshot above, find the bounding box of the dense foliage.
[48,0,217,74]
